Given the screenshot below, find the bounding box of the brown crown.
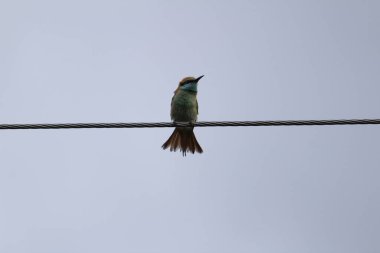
[179,77,197,86]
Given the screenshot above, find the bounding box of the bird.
[162,75,204,156]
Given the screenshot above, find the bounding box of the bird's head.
[178,75,204,92]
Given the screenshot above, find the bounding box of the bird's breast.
[170,91,198,122]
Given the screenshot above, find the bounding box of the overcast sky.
[1,1,380,252]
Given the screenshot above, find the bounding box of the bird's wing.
[170,89,178,107]
[170,89,178,120]
[170,88,177,107]
[196,99,199,115]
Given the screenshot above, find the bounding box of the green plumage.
[162,76,204,156]
[171,89,198,123]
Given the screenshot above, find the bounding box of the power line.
[0,119,379,130]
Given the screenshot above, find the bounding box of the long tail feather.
[162,127,203,156]
[193,134,203,154]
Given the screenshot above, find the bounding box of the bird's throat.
[180,83,198,92]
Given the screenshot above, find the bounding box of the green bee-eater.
[162,75,204,156]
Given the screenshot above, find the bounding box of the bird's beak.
[195,75,204,83]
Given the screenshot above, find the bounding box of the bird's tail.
[162,127,203,156]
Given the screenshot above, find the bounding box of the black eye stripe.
[180,80,193,86]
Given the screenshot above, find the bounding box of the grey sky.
[1,1,380,252]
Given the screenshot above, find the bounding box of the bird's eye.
[182,80,193,86]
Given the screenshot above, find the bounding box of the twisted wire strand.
[0,119,379,130]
